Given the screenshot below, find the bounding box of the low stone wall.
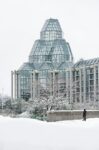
[47,110,99,122]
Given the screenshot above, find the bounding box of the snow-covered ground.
[0,116,99,150]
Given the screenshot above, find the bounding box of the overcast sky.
[0,0,99,96]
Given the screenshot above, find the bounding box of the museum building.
[11,18,99,104]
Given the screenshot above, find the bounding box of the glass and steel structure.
[11,18,99,107]
[11,18,73,100]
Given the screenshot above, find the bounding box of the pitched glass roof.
[29,39,72,57]
[41,18,62,32]
[28,18,73,70]
[20,18,73,72]
[58,62,73,70]
[39,62,54,70]
[40,18,62,40]
[74,58,99,67]
[18,62,35,71]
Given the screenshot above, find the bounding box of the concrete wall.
[47,110,99,122]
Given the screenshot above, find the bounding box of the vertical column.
[35,72,40,98]
[33,71,35,99]
[16,71,19,99]
[54,71,59,97]
[53,71,55,97]
[50,71,59,98]
[12,70,20,100]
[74,71,76,103]
[79,69,82,103]
[98,65,99,101]
[14,71,19,100]
[30,73,33,100]
[66,70,71,102]
[11,71,13,101]
[38,72,40,98]
[70,68,73,104]
[50,71,53,96]
[88,70,90,102]
[32,71,39,99]
[18,72,21,99]
[83,67,86,105]
[14,70,17,99]
[57,71,59,97]
[55,71,59,97]
[65,70,68,101]
[94,66,96,102]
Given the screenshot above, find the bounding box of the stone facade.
[47,110,99,121]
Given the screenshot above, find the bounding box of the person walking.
[83,109,87,121]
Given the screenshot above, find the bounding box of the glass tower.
[12,18,74,100]
[11,18,99,108]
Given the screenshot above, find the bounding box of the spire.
[40,18,63,40]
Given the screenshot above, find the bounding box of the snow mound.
[0,116,99,150]
[17,111,31,118]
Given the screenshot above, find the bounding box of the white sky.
[0,0,99,96]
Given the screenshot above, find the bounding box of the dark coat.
[83,109,87,121]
